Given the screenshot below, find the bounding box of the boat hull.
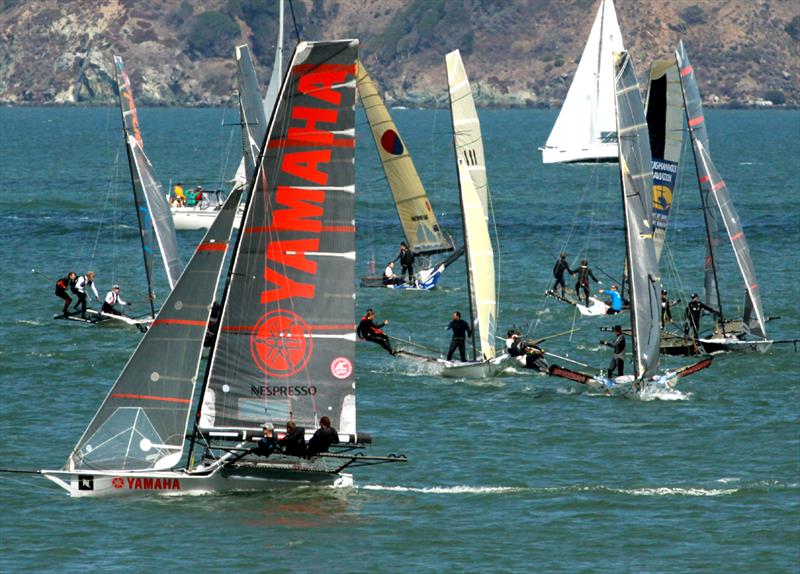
[359,265,444,290]
[698,337,773,354]
[42,464,350,498]
[53,309,151,331]
[171,206,244,231]
[438,353,509,379]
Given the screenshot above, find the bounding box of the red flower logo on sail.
[380,129,404,155]
[330,357,353,379]
[112,477,124,489]
[251,310,313,377]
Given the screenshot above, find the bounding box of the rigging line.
[385,333,439,354]
[288,0,301,43]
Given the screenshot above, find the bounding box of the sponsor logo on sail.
[330,357,353,379]
[251,310,312,377]
[380,129,404,155]
[115,477,182,490]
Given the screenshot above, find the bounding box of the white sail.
[447,49,496,360]
[262,0,284,122]
[541,0,624,164]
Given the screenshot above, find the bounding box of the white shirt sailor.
[75,275,100,299]
[384,265,395,279]
[105,290,128,308]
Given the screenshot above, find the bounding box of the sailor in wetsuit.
[252,422,280,458]
[55,272,77,316]
[574,260,600,306]
[393,242,416,284]
[306,416,339,457]
[278,420,306,457]
[551,253,573,298]
[505,329,548,372]
[101,285,131,316]
[71,272,100,319]
[599,284,622,315]
[446,311,472,362]
[600,324,626,378]
[684,293,719,338]
[357,308,395,354]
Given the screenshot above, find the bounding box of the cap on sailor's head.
[112,284,120,290]
[692,293,699,299]
[262,422,273,430]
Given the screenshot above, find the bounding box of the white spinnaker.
[542,0,624,164]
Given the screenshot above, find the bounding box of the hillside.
[1,0,798,107]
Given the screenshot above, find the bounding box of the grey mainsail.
[236,45,269,182]
[261,0,285,124]
[199,40,359,436]
[675,41,721,313]
[614,51,661,379]
[645,59,684,263]
[114,56,182,294]
[677,43,767,338]
[67,186,244,472]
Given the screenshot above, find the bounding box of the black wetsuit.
[685,299,717,337]
[447,318,472,361]
[252,435,280,458]
[660,296,672,326]
[357,316,393,354]
[279,427,306,457]
[602,333,626,377]
[394,249,415,282]
[55,276,74,315]
[552,258,573,296]
[575,265,599,306]
[306,426,339,457]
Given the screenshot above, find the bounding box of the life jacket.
[56,277,69,290]
[107,291,118,306]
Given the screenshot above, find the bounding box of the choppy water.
[1,106,799,573]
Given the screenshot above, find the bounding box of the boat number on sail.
[112,476,182,490]
[251,310,313,377]
[330,356,353,379]
[380,129,404,155]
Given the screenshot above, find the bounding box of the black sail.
[199,41,359,437]
[68,187,244,471]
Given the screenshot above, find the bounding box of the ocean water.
[1,105,799,573]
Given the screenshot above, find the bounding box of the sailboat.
[548,51,712,394]
[438,49,506,378]
[540,0,624,164]
[54,56,183,331]
[356,61,460,290]
[675,41,772,354]
[170,0,285,231]
[43,39,404,497]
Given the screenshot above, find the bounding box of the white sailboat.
[540,0,624,164]
[43,40,404,497]
[356,61,459,290]
[170,0,284,231]
[54,56,183,331]
[675,41,772,354]
[438,49,507,378]
[548,51,712,395]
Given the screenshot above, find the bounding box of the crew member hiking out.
[600,324,626,378]
[71,272,100,319]
[446,311,472,362]
[251,422,280,458]
[599,284,622,315]
[551,253,573,298]
[575,259,600,306]
[684,293,719,338]
[101,285,131,316]
[356,308,395,355]
[55,272,77,316]
[306,416,339,458]
[393,242,415,284]
[279,421,306,458]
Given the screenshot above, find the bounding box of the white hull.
[577,297,611,317]
[54,309,151,331]
[171,205,244,231]
[438,353,509,379]
[42,463,351,498]
[698,337,773,354]
[541,144,619,165]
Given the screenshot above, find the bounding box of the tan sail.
[447,49,496,360]
[356,61,452,255]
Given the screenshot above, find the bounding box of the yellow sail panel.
[445,50,488,218]
[356,61,451,255]
[457,165,496,360]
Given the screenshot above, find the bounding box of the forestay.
[114,56,182,292]
[356,61,452,255]
[675,41,722,313]
[542,0,624,164]
[199,40,359,435]
[645,60,684,262]
[447,49,496,361]
[67,186,244,472]
[614,51,661,379]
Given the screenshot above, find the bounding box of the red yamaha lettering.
[124,477,181,490]
[281,150,331,185]
[296,64,355,104]
[267,239,319,274]
[262,267,315,304]
[272,187,324,232]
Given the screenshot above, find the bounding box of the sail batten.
[447,49,497,361]
[356,61,452,256]
[614,51,661,380]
